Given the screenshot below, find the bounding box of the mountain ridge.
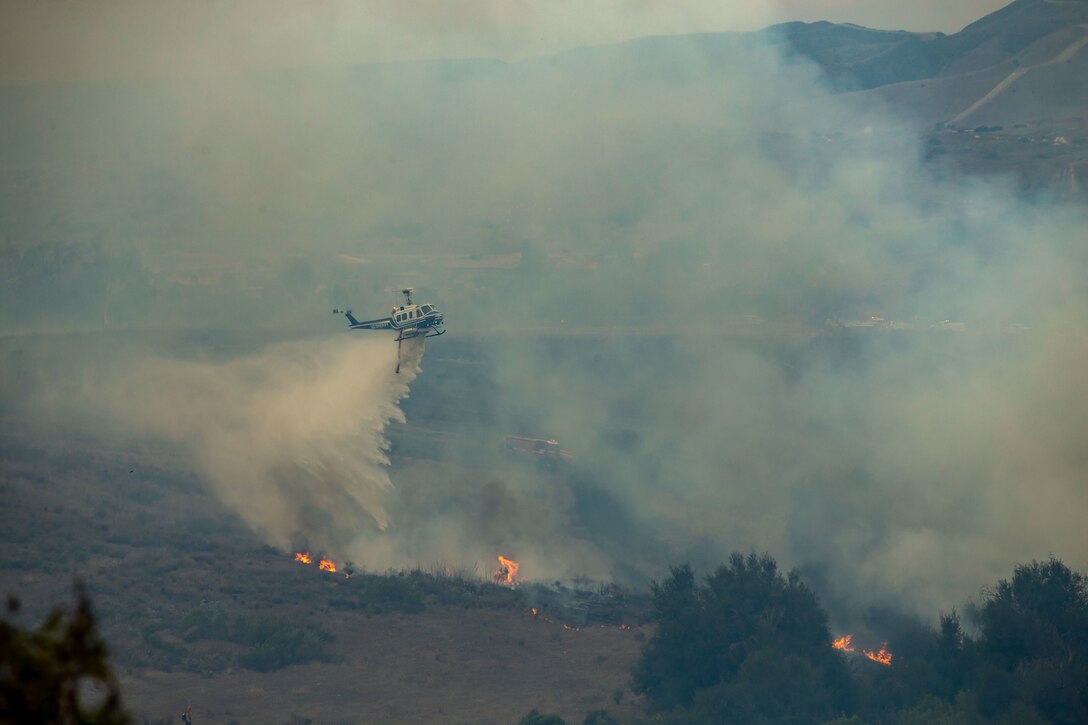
[763,0,1088,91]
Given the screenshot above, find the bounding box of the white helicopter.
[334,288,445,373]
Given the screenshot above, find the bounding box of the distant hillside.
[768,21,948,90]
[856,22,1087,127]
[538,0,1086,128]
[773,0,1088,128]
[940,0,1088,75]
[543,0,1086,194]
[771,0,1088,91]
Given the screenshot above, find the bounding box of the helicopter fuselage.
[333,289,444,341]
[386,303,444,333]
[333,289,444,373]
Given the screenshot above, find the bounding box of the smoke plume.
[80,336,424,553]
[2,1,1086,617]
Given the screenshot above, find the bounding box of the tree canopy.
[632,554,1088,725]
[632,552,852,723]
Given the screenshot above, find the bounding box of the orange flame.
[493,555,520,585]
[531,607,538,616]
[294,552,313,565]
[319,559,337,573]
[832,634,855,652]
[863,643,893,666]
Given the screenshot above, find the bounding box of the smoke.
[3,2,1087,617]
[68,335,425,553]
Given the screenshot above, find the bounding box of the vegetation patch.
[139,604,335,674]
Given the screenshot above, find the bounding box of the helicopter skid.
[396,327,444,342]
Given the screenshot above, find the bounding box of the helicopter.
[334,288,445,373]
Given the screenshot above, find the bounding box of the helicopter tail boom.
[333,309,360,326]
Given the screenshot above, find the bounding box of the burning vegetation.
[294,552,339,574]
[831,634,855,652]
[863,644,893,666]
[832,634,893,665]
[493,555,520,586]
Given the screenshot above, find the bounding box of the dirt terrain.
[0,429,650,724]
[120,605,645,725]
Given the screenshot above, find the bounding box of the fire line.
[863,644,893,666]
[832,634,855,652]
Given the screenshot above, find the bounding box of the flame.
[493,555,520,585]
[531,607,538,616]
[832,634,855,652]
[293,552,339,574]
[863,644,893,666]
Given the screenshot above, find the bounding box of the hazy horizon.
[2,0,1014,86]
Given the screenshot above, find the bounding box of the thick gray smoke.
[2,2,1086,616]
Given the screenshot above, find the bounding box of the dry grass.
[0,433,649,725]
[122,605,647,724]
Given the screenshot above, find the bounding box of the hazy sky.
[1,0,1012,84]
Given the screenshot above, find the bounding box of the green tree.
[630,563,710,709]
[0,584,131,723]
[967,558,1088,725]
[931,611,968,702]
[848,560,1088,723]
[632,553,852,722]
[680,648,842,725]
[979,557,1088,670]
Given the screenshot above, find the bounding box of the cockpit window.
[421,305,432,314]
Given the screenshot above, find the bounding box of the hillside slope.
[772,0,1088,92]
[0,429,649,724]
